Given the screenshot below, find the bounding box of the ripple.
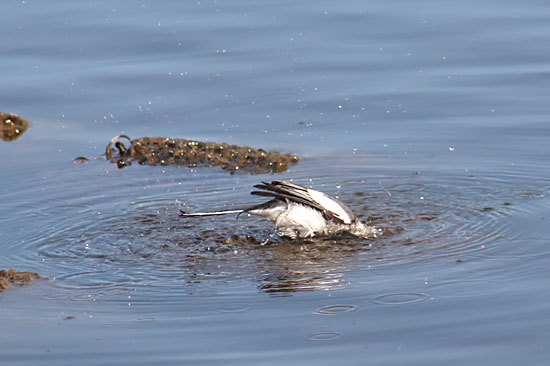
[384,183,425,193]
[38,286,128,302]
[478,237,550,259]
[3,157,548,299]
[305,332,344,342]
[314,304,359,315]
[134,317,158,323]
[39,289,102,302]
[371,292,432,305]
[216,303,252,313]
[428,279,506,299]
[33,203,94,217]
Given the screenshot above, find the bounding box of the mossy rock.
[0,113,29,141]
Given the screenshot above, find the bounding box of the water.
[1,0,550,364]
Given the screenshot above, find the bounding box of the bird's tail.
[179,209,244,217]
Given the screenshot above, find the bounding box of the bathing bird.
[180,180,377,239]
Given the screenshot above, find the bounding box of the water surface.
[1,0,550,364]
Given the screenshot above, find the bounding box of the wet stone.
[0,268,42,290]
[0,112,29,141]
[105,135,300,174]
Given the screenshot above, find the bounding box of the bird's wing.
[251,181,353,224]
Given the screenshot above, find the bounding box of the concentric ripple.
[371,293,432,305]
[305,332,344,342]
[314,304,359,315]
[1,155,548,302]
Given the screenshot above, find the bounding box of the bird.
[180,180,378,239]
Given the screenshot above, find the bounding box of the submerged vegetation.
[0,268,42,290]
[0,112,28,141]
[105,135,300,174]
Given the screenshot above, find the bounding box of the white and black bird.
[180,180,377,239]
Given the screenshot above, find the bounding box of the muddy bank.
[0,269,42,290]
[105,135,300,174]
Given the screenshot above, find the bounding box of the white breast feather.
[308,189,352,224]
[276,204,326,237]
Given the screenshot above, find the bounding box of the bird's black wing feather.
[251,181,333,218]
[255,181,313,204]
[252,181,349,224]
[250,190,321,209]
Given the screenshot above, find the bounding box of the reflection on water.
[256,236,364,293]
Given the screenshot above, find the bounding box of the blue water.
[1,0,550,364]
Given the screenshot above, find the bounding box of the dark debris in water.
[104,134,300,174]
[73,156,89,163]
[0,268,42,290]
[0,112,28,142]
